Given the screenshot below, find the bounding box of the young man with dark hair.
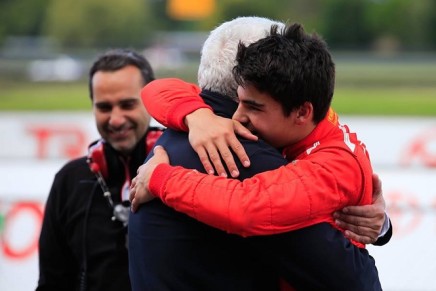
[130,21,387,290]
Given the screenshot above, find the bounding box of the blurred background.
[0,0,435,290]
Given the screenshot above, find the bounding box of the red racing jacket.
[141,78,373,248]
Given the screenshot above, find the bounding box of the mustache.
[106,123,134,133]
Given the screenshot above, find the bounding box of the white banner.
[0,113,435,291]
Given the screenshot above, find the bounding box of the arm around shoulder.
[140,78,211,131]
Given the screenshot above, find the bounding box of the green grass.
[331,57,436,116]
[0,80,91,110]
[0,62,200,111]
[336,61,436,87]
[332,86,436,116]
[1,56,436,116]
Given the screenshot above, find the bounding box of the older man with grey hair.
[129,16,289,291]
[130,16,390,291]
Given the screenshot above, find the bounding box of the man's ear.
[295,102,313,124]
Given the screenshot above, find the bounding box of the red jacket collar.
[282,108,340,161]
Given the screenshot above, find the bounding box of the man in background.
[36,48,162,291]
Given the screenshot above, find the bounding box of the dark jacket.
[129,90,382,291]
[128,91,286,291]
[37,132,157,291]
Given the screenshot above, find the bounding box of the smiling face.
[91,65,150,156]
[233,84,313,148]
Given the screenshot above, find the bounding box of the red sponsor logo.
[1,201,44,260]
[401,127,436,167]
[27,126,88,159]
[386,190,426,238]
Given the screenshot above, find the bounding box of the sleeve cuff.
[378,212,391,238]
[149,163,178,200]
[167,102,212,132]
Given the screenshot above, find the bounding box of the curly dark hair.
[233,23,335,124]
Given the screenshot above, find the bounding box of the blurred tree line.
[1,0,435,51]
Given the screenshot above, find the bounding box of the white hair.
[198,16,285,101]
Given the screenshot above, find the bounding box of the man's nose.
[232,107,248,124]
[109,108,126,127]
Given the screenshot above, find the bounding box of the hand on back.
[185,108,257,178]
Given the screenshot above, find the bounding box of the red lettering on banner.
[387,191,422,238]
[2,202,43,260]
[401,127,436,167]
[27,126,87,159]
